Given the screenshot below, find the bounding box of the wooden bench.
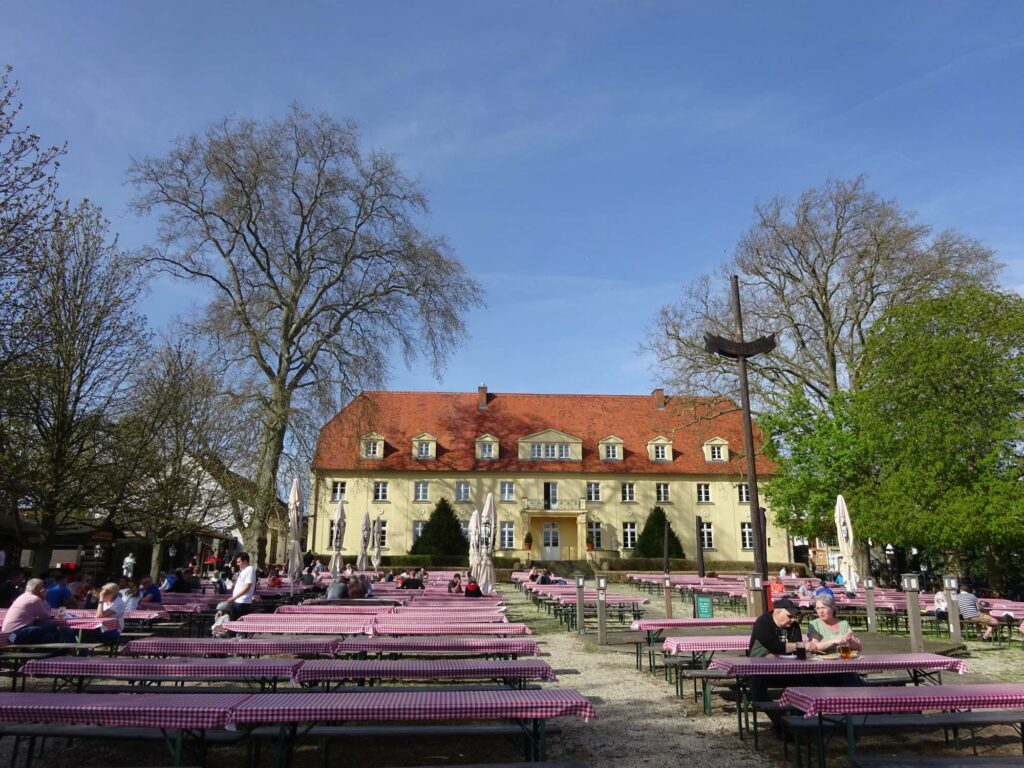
[781,709,1024,766]
[851,757,1024,768]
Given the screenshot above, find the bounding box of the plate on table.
[777,654,798,660]
[818,651,860,660]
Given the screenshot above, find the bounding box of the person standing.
[122,552,136,578]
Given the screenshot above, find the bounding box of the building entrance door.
[542,521,560,561]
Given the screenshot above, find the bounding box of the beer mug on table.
[838,642,852,660]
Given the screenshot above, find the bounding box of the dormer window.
[475,434,499,460]
[411,433,437,460]
[361,433,384,459]
[599,436,624,462]
[648,436,672,462]
[702,438,729,463]
[519,429,581,461]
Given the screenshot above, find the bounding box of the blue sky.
[4,2,1023,397]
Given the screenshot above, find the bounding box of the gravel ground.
[1,582,1021,768]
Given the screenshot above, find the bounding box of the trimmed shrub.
[409,498,469,556]
[633,506,684,558]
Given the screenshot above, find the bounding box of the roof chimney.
[478,383,488,409]
[652,387,666,410]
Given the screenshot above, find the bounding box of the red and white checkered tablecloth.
[275,605,394,615]
[227,688,595,724]
[123,637,338,657]
[160,603,204,614]
[333,636,540,656]
[631,617,757,631]
[60,616,119,632]
[292,658,556,684]
[370,622,531,636]
[780,683,1024,718]
[0,692,252,729]
[368,613,509,624]
[21,656,302,680]
[709,653,969,677]
[125,609,170,621]
[662,635,753,654]
[225,621,371,635]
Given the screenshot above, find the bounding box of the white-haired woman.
[807,593,862,654]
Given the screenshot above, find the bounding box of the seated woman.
[464,576,483,598]
[806,593,862,655]
[93,582,126,643]
[769,576,786,600]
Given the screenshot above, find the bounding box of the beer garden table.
[123,637,338,657]
[292,658,556,689]
[333,636,540,659]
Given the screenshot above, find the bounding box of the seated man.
[45,572,77,609]
[398,576,424,590]
[957,583,999,640]
[215,552,256,622]
[747,597,807,724]
[2,579,75,644]
[138,575,162,605]
[797,579,816,598]
[448,574,463,593]
[326,577,349,600]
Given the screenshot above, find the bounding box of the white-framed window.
[500,481,515,502]
[605,444,619,460]
[530,444,542,459]
[499,521,515,549]
[377,520,388,548]
[697,483,712,503]
[413,520,426,542]
[740,521,753,550]
[710,445,724,461]
[654,444,668,461]
[459,521,469,539]
[622,522,637,549]
[328,519,342,548]
[363,440,380,458]
[700,521,714,549]
[416,441,431,459]
[738,483,750,503]
[480,442,495,459]
[656,482,670,503]
[621,482,635,502]
[455,481,471,502]
[414,481,429,502]
[330,481,346,501]
[586,521,602,549]
[586,482,601,502]
[558,443,570,459]
[373,481,389,502]
[544,443,556,459]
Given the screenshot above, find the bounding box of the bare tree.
[3,201,149,570]
[117,343,235,579]
[128,105,483,563]
[0,65,65,367]
[646,176,1000,410]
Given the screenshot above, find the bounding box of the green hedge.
[307,553,518,569]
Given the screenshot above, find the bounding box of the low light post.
[168,545,177,569]
[746,572,765,617]
[864,577,877,633]
[663,574,673,619]
[902,572,924,653]
[575,574,586,635]
[944,575,962,645]
[596,574,608,645]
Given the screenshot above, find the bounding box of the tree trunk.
[32,544,53,577]
[150,540,165,580]
[250,387,291,568]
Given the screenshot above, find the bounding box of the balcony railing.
[520,498,585,511]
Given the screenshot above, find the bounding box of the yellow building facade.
[309,387,789,564]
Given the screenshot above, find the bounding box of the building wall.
[310,469,788,563]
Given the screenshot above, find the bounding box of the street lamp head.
[596,575,607,590]
[943,575,959,592]
[863,578,875,590]
[901,572,920,592]
[575,574,585,588]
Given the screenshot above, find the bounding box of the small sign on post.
[597,574,608,645]
[575,574,586,635]
[695,595,713,619]
[663,574,673,620]
[902,572,925,653]
[864,577,877,633]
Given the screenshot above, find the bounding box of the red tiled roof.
[312,389,775,476]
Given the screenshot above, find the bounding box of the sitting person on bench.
[215,552,256,622]
[747,598,807,728]
[92,582,125,642]
[1,579,76,644]
[806,593,862,655]
[957,583,999,641]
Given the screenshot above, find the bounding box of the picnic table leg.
[815,714,826,768]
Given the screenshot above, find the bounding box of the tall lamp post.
[705,275,776,615]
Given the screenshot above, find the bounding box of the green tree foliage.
[409,498,468,557]
[634,506,684,558]
[848,286,1024,587]
[761,390,865,541]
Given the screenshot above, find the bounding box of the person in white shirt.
[95,582,125,641]
[933,588,949,622]
[215,552,256,622]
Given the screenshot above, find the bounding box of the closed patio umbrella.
[286,478,306,595]
[328,497,346,576]
[467,508,480,580]
[371,516,382,572]
[476,492,497,595]
[356,509,371,572]
[834,495,859,591]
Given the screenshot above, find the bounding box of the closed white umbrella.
[371,516,382,572]
[477,492,497,595]
[286,478,306,595]
[467,508,480,580]
[834,495,859,591]
[328,497,346,576]
[356,509,371,572]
